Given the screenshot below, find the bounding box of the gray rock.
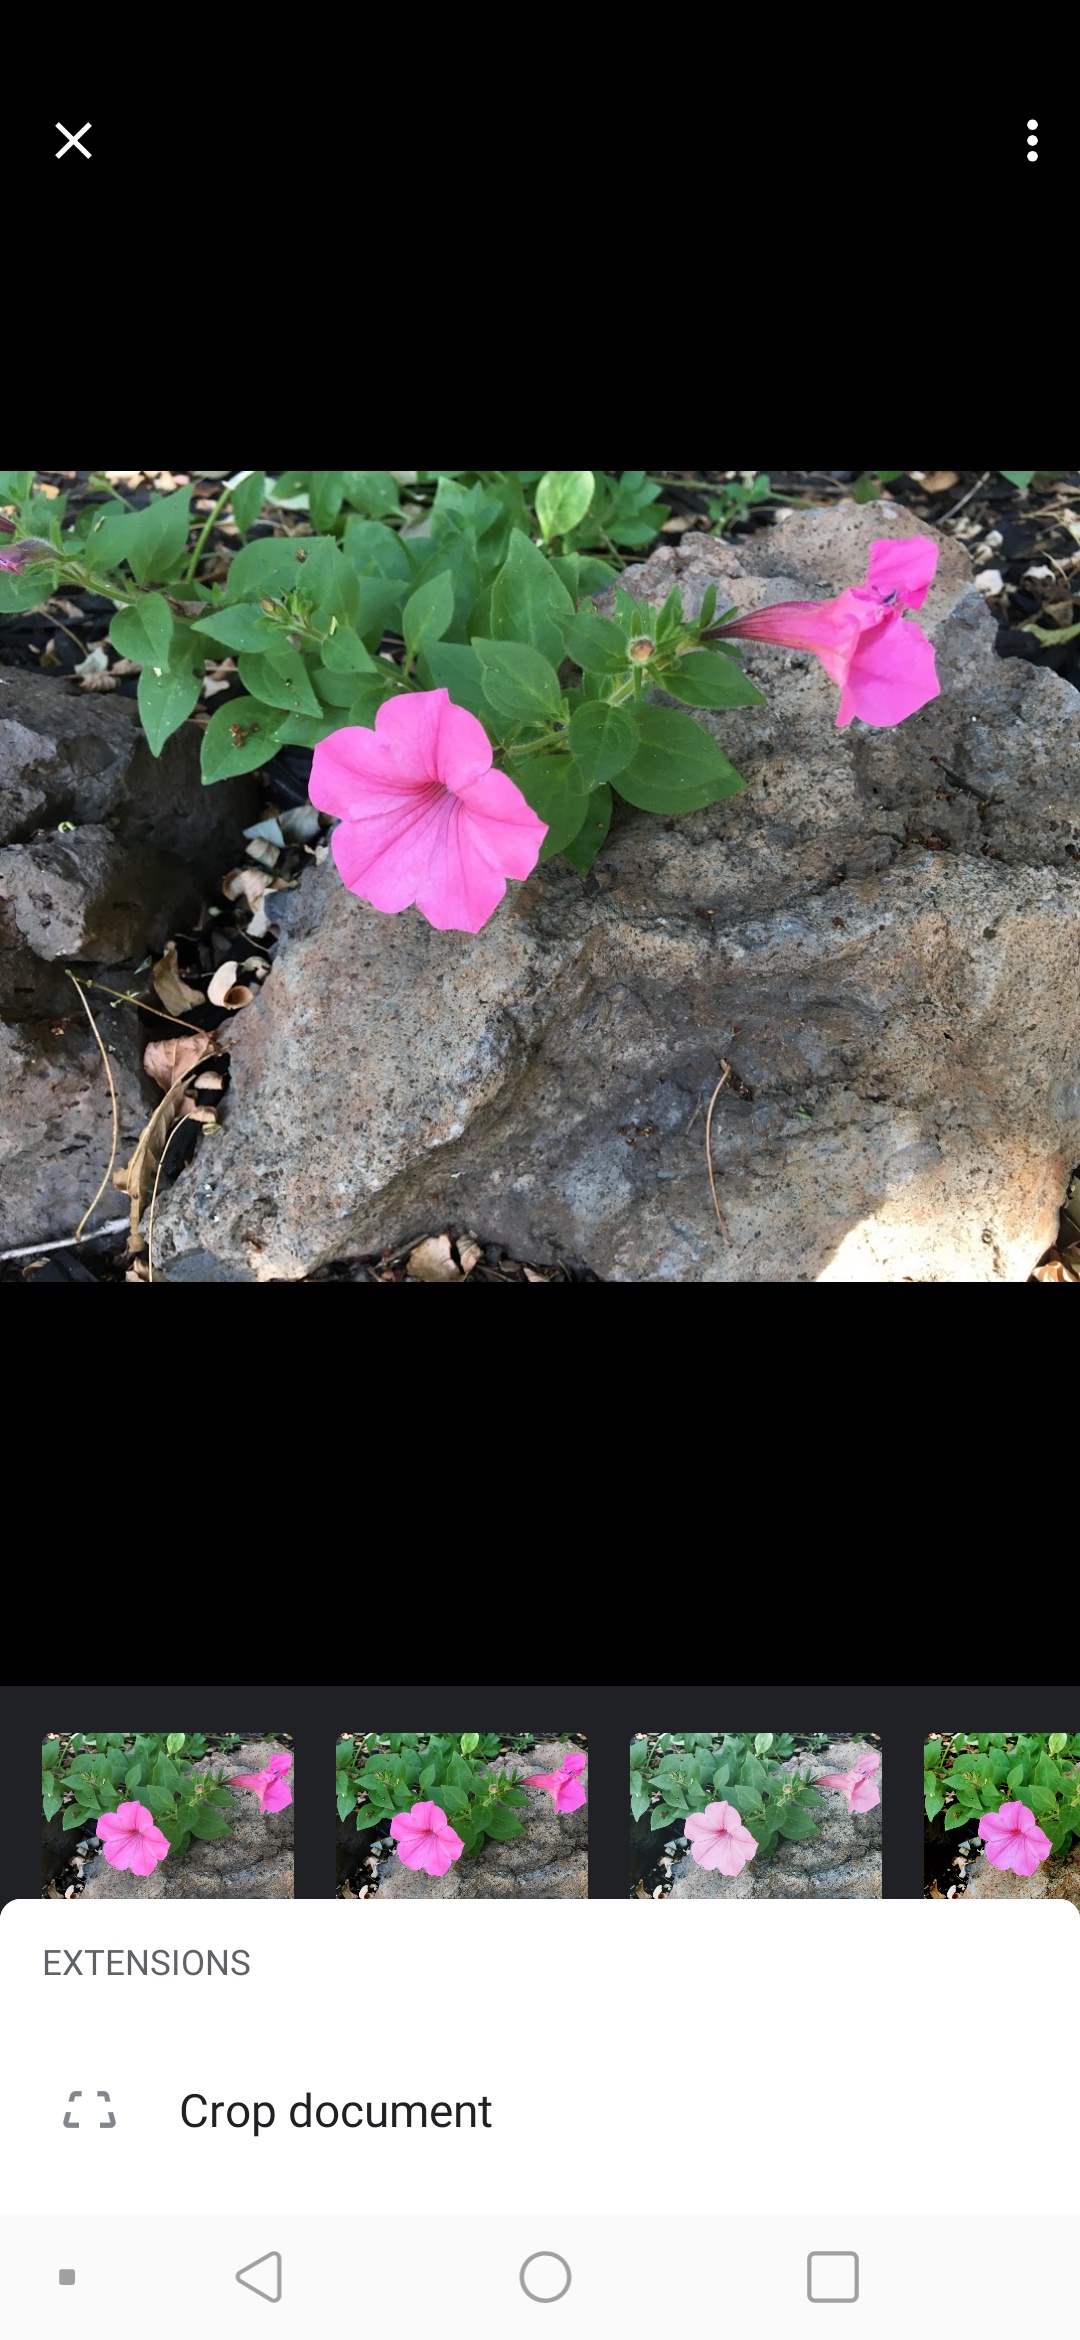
[0,670,257,1250]
[79,1742,294,1900]
[0,670,258,864]
[963,1841,1080,1906]
[153,504,1080,1283]
[376,1742,587,1900]
[667,1741,882,1900]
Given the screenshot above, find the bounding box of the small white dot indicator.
[1027,118,1038,127]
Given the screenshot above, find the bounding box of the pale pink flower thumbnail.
[711,536,940,728]
[228,1750,293,1813]
[522,1748,587,1813]
[978,1800,1052,1877]
[684,1800,759,1876]
[814,1747,881,1815]
[96,1800,171,1877]
[309,687,547,934]
[389,1801,465,1877]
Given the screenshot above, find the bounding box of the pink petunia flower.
[228,1750,293,1814]
[389,1801,465,1877]
[709,536,940,728]
[978,1800,1052,1877]
[814,1747,881,1815]
[309,688,548,935]
[96,1800,170,1877]
[684,1800,759,1876]
[522,1748,588,1814]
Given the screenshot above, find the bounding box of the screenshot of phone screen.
[3,1684,1076,2334]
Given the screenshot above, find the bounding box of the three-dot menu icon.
[1027,120,1038,160]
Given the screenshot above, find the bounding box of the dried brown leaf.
[1032,1258,1078,1283]
[921,470,960,493]
[222,867,269,908]
[113,1072,208,1247]
[406,1234,462,1282]
[207,960,239,1007]
[458,1238,483,1276]
[152,941,205,1014]
[143,1031,214,1092]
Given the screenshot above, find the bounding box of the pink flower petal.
[552,1777,587,1813]
[562,1751,587,1776]
[836,609,940,729]
[866,535,938,610]
[523,1771,561,1793]
[267,1752,293,1775]
[374,688,494,792]
[261,1778,292,1813]
[855,1750,881,1776]
[849,1776,880,1814]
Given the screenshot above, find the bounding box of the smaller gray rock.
[667,1742,881,1900]
[79,1742,294,1900]
[377,1742,587,1900]
[963,1842,1080,1906]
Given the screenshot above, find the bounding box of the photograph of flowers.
[336,1731,587,1899]
[923,1730,1080,1903]
[42,1730,295,1900]
[630,1730,882,1899]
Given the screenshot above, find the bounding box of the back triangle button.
[236,2251,282,2302]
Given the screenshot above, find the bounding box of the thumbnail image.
[41,1729,294,1900]
[924,1730,1080,1902]
[336,1730,587,1900]
[630,1730,882,1899]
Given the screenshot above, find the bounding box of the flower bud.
[628,636,654,663]
[0,535,57,574]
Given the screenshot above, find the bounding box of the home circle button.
[520,2251,572,2302]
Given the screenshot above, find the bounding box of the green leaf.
[238,647,323,717]
[418,639,489,719]
[490,528,574,664]
[337,1786,357,1822]
[191,603,283,654]
[403,569,455,661]
[460,1733,480,1754]
[475,638,564,723]
[138,662,202,757]
[536,469,595,542]
[563,609,631,674]
[62,1804,88,1830]
[143,1786,177,1817]
[944,1804,973,1829]
[568,701,635,789]
[230,471,266,538]
[483,1806,525,1843]
[109,592,174,668]
[42,1779,64,1821]
[923,1742,943,1770]
[185,1805,230,1842]
[225,536,312,603]
[698,584,717,631]
[924,1776,945,1821]
[201,697,286,783]
[340,469,402,519]
[320,625,377,674]
[630,1783,652,1822]
[614,705,745,814]
[166,1733,186,1754]
[344,517,412,583]
[1048,1733,1068,1755]
[662,649,765,710]
[124,487,193,585]
[999,471,1035,488]
[776,1805,819,1841]
[629,1740,649,1769]
[505,754,588,859]
[41,1740,61,1769]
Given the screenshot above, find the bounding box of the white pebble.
[663,1842,677,1855]
[1023,565,1053,582]
[982,529,1003,551]
[974,569,1004,595]
[370,1841,384,1853]
[652,1884,665,1900]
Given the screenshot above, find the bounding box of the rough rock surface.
[154,504,1080,1283]
[376,1742,587,1900]
[667,1742,881,1900]
[79,1742,294,1899]
[0,670,256,1250]
[963,1841,1080,1906]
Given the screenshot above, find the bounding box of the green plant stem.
[183,484,235,584]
